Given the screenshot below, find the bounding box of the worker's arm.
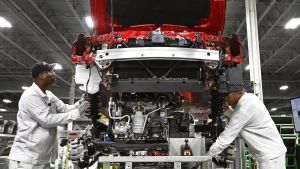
[208,107,251,156]
[221,107,233,120]
[26,95,81,128]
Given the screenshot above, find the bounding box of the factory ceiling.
[0,0,299,118]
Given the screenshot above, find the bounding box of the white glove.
[78,101,90,114]
[206,151,213,157]
[74,94,86,108]
[74,100,80,108]
[69,139,85,160]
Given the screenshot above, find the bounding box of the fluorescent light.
[85,16,94,28]
[0,17,12,28]
[79,85,85,91]
[279,85,289,91]
[245,65,250,70]
[270,107,277,111]
[3,99,12,104]
[22,86,29,90]
[54,63,62,70]
[285,18,300,29]
[281,114,286,116]
[0,108,7,112]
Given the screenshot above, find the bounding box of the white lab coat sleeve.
[208,109,251,156]
[26,95,81,128]
[50,92,79,113]
[222,108,234,119]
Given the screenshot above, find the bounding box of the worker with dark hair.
[8,62,90,169]
[208,89,287,169]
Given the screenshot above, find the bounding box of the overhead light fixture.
[0,16,12,28]
[279,85,289,91]
[85,16,94,28]
[245,65,250,71]
[21,86,29,90]
[0,108,7,112]
[270,107,277,112]
[285,18,300,29]
[79,85,85,91]
[3,99,12,104]
[54,63,62,70]
[281,114,286,117]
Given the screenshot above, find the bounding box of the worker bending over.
[208,89,287,169]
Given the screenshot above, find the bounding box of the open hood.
[90,0,226,35]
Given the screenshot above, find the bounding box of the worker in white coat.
[208,89,287,169]
[8,62,90,169]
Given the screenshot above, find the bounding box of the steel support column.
[245,0,263,100]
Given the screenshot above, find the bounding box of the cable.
[85,66,92,94]
[141,107,162,134]
[108,97,131,126]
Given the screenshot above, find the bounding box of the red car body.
[90,0,226,35]
[72,0,243,65]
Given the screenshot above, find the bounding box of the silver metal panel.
[98,156,211,162]
[95,47,220,62]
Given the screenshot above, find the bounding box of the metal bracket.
[125,162,132,169]
[98,156,212,169]
[174,162,182,169]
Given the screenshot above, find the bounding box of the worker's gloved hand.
[78,101,90,115]
[69,139,85,161]
[205,151,213,157]
[74,94,87,108]
[79,94,86,103]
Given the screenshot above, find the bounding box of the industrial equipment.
[69,0,244,168]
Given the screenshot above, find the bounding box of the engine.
[109,92,195,141]
[66,0,245,168]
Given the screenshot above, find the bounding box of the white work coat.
[209,92,286,163]
[8,83,81,165]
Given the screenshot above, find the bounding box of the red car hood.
[90,0,226,35]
